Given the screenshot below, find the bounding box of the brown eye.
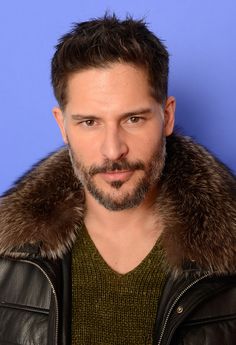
[84,119,95,126]
[129,116,140,123]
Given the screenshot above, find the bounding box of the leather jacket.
[0,255,235,345]
[0,133,235,344]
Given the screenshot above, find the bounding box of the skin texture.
[53,62,175,273]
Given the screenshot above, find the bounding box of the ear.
[163,96,176,136]
[52,107,68,144]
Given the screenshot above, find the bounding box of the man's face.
[53,63,175,211]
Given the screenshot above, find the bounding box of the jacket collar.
[0,133,235,274]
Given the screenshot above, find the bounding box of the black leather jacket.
[0,254,235,345]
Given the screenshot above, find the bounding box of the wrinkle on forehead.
[65,62,156,117]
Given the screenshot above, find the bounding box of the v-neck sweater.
[71,226,168,345]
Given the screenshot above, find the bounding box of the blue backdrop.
[0,0,235,194]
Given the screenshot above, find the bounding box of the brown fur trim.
[158,135,236,274]
[0,134,235,274]
[0,149,84,259]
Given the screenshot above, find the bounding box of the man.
[0,14,235,345]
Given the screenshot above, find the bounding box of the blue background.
[0,0,235,194]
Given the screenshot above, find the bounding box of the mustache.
[88,159,145,176]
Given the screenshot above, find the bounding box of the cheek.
[134,129,163,158]
[68,135,101,167]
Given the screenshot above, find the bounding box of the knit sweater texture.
[72,226,168,345]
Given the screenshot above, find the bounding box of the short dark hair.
[51,14,169,110]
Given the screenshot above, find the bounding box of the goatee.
[68,137,166,211]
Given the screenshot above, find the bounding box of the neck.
[83,187,163,274]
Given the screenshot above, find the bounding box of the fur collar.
[0,133,235,274]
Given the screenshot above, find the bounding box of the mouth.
[100,170,134,182]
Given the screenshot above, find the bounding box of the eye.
[130,116,139,123]
[81,119,96,127]
[127,116,143,124]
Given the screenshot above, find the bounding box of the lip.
[100,170,134,182]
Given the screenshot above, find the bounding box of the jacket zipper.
[157,273,211,345]
[19,259,59,345]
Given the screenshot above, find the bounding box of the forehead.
[65,63,155,113]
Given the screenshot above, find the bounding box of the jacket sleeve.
[0,258,52,345]
[172,284,236,345]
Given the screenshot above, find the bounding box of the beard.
[68,137,166,211]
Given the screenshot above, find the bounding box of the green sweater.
[72,226,168,345]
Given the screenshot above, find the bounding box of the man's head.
[52,15,175,211]
[51,13,169,111]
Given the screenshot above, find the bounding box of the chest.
[71,228,168,344]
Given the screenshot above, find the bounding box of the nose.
[100,126,129,161]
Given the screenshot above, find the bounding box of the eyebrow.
[71,108,152,121]
[71,114,99,121]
